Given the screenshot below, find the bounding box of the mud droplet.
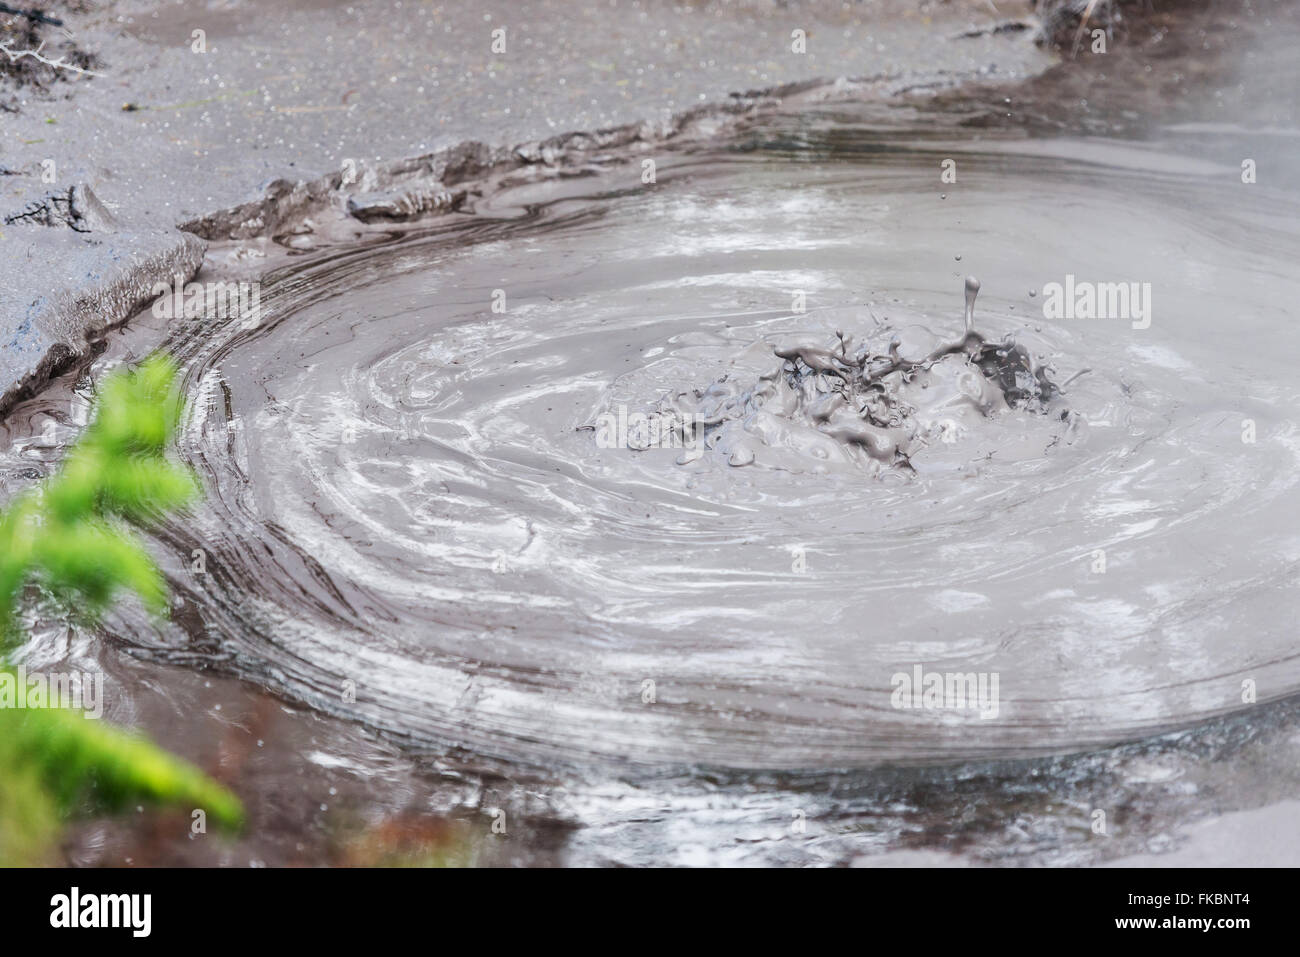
[728,445,756,467]
[964,275,981,336]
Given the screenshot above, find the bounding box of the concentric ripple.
[86,107,1300,772]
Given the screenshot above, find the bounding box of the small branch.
[1071,0,1107,57]
[0,4,62,26]
[0,38,102,76]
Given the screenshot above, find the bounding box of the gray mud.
[1,0,1051,414]
[107,102,1300,770]
[4,0,1300,867]
[0,183,203,417]
[8,83,1300,864]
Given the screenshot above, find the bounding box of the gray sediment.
[0,183,204,416]
[0,0,1053,416]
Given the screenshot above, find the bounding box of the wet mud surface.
[3,0,1300,866]
[2,0,1051,426]
[7,77,1300,862]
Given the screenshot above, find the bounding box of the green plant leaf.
[0,354,245,850]
[0,701,244,831]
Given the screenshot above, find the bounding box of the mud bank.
[1,0,1052,414]
[0,183,203,417]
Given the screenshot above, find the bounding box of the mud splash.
[634,276,1072,476]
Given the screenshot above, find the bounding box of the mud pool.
[3,92,1300,864]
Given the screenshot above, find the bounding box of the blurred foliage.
[0,695,244,830]
[0,356,193,641]
[0,740,59,866]
[0,356,243,865]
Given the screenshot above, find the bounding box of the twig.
[0,38,102,76]
[0,3,62,27]
[1071,0,1106,57]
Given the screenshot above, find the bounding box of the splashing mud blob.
[628,277,1072,477]
[964,275,980,335]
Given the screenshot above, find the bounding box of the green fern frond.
[0,355,197,643]
[28,519,171,618]
[0,354,245,844]
[0,695,244,831]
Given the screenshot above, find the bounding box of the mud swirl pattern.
[122,107,1300,774]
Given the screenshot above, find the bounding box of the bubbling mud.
[5,102,1300,785]
[639,276,1076,476]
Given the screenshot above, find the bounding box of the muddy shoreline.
[2,0,1054,416]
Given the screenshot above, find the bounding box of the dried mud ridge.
[2,0,1178,418]
[177,66,1010,245]
[4,183,109,231]
[180,86,813,241]
[1,48,1012,422]
[0,180,203,418]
